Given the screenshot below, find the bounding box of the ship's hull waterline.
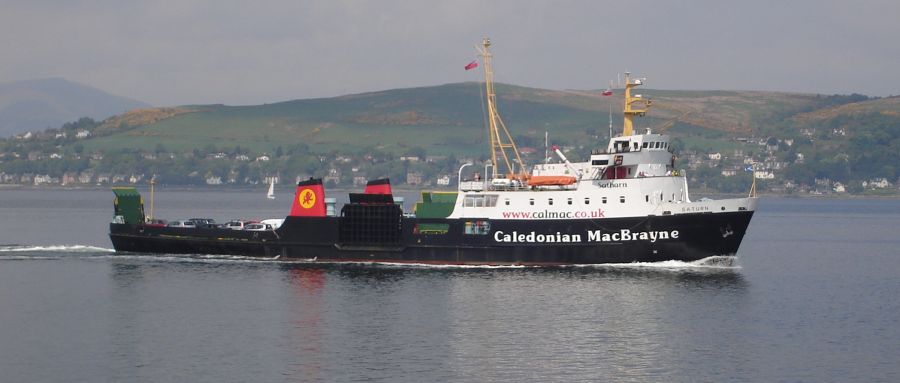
[109,210,753,265]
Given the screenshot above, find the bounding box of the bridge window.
[592,159,609,165]
[642,142,649,149]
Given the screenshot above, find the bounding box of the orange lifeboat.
[528,175,577,186]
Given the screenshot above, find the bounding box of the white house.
[754,170,775,180]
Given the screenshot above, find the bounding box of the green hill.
[79,83,850,156]
[3,82,897,193]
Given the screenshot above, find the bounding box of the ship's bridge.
[582,130,675,180]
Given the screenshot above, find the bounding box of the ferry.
[109,38,756,265]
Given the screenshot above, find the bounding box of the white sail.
[266,178,275,199]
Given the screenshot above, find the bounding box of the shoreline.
[2,183,898,199]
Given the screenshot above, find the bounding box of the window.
[584,198,590,205]
[655,142,660,149]
[620,196,626,203]
[464,194,499,208]
[548,198,554,206]
[646,195,649,202]
[567,198,573,205]
[529,198,534,206]
[633,142,639,150]
[592,159,609,165]
[642,142,649,148]
[504,198,510,206]
[464,220,491,235]
[602,197,607,204]
[415,223,449,235]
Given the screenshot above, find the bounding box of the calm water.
[1,189,899,382]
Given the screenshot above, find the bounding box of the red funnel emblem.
[290,178,326,217]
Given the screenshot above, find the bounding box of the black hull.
[109,211,753,265]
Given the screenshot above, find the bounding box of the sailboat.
[266,177,275,200]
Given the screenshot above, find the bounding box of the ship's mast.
[622,72,652,136]
[477,38,526,180]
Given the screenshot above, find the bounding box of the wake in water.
[0,245,739,271]
[275,256,740,270]
[0,244,115,253]
[0,244,115,261]
[592,255,740,269]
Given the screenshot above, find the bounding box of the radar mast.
[622,72,652,136]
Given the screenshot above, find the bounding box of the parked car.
[167,220,197,228]
[144,219,168,227]
[188,218,217,228]
[223,220,254,230]
[243,223,273,231]
[260,218,284,229]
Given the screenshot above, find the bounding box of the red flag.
[602,88,613,96]
[464,60,478,70]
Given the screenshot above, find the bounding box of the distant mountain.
[0,78,150,137]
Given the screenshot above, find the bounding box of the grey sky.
[2,0,898,106]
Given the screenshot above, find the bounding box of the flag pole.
[749,163,757,197]
[608,102,613,141]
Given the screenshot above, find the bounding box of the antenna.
[608,79,614,140]
[544,131,549,164]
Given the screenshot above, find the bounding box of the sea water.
[1,189,899,382]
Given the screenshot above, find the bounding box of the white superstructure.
[449,49,756,220]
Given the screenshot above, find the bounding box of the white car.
[224,220,253,230]
[167,220,197,228]
[260,218,284,229]
[243,223,272,231]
